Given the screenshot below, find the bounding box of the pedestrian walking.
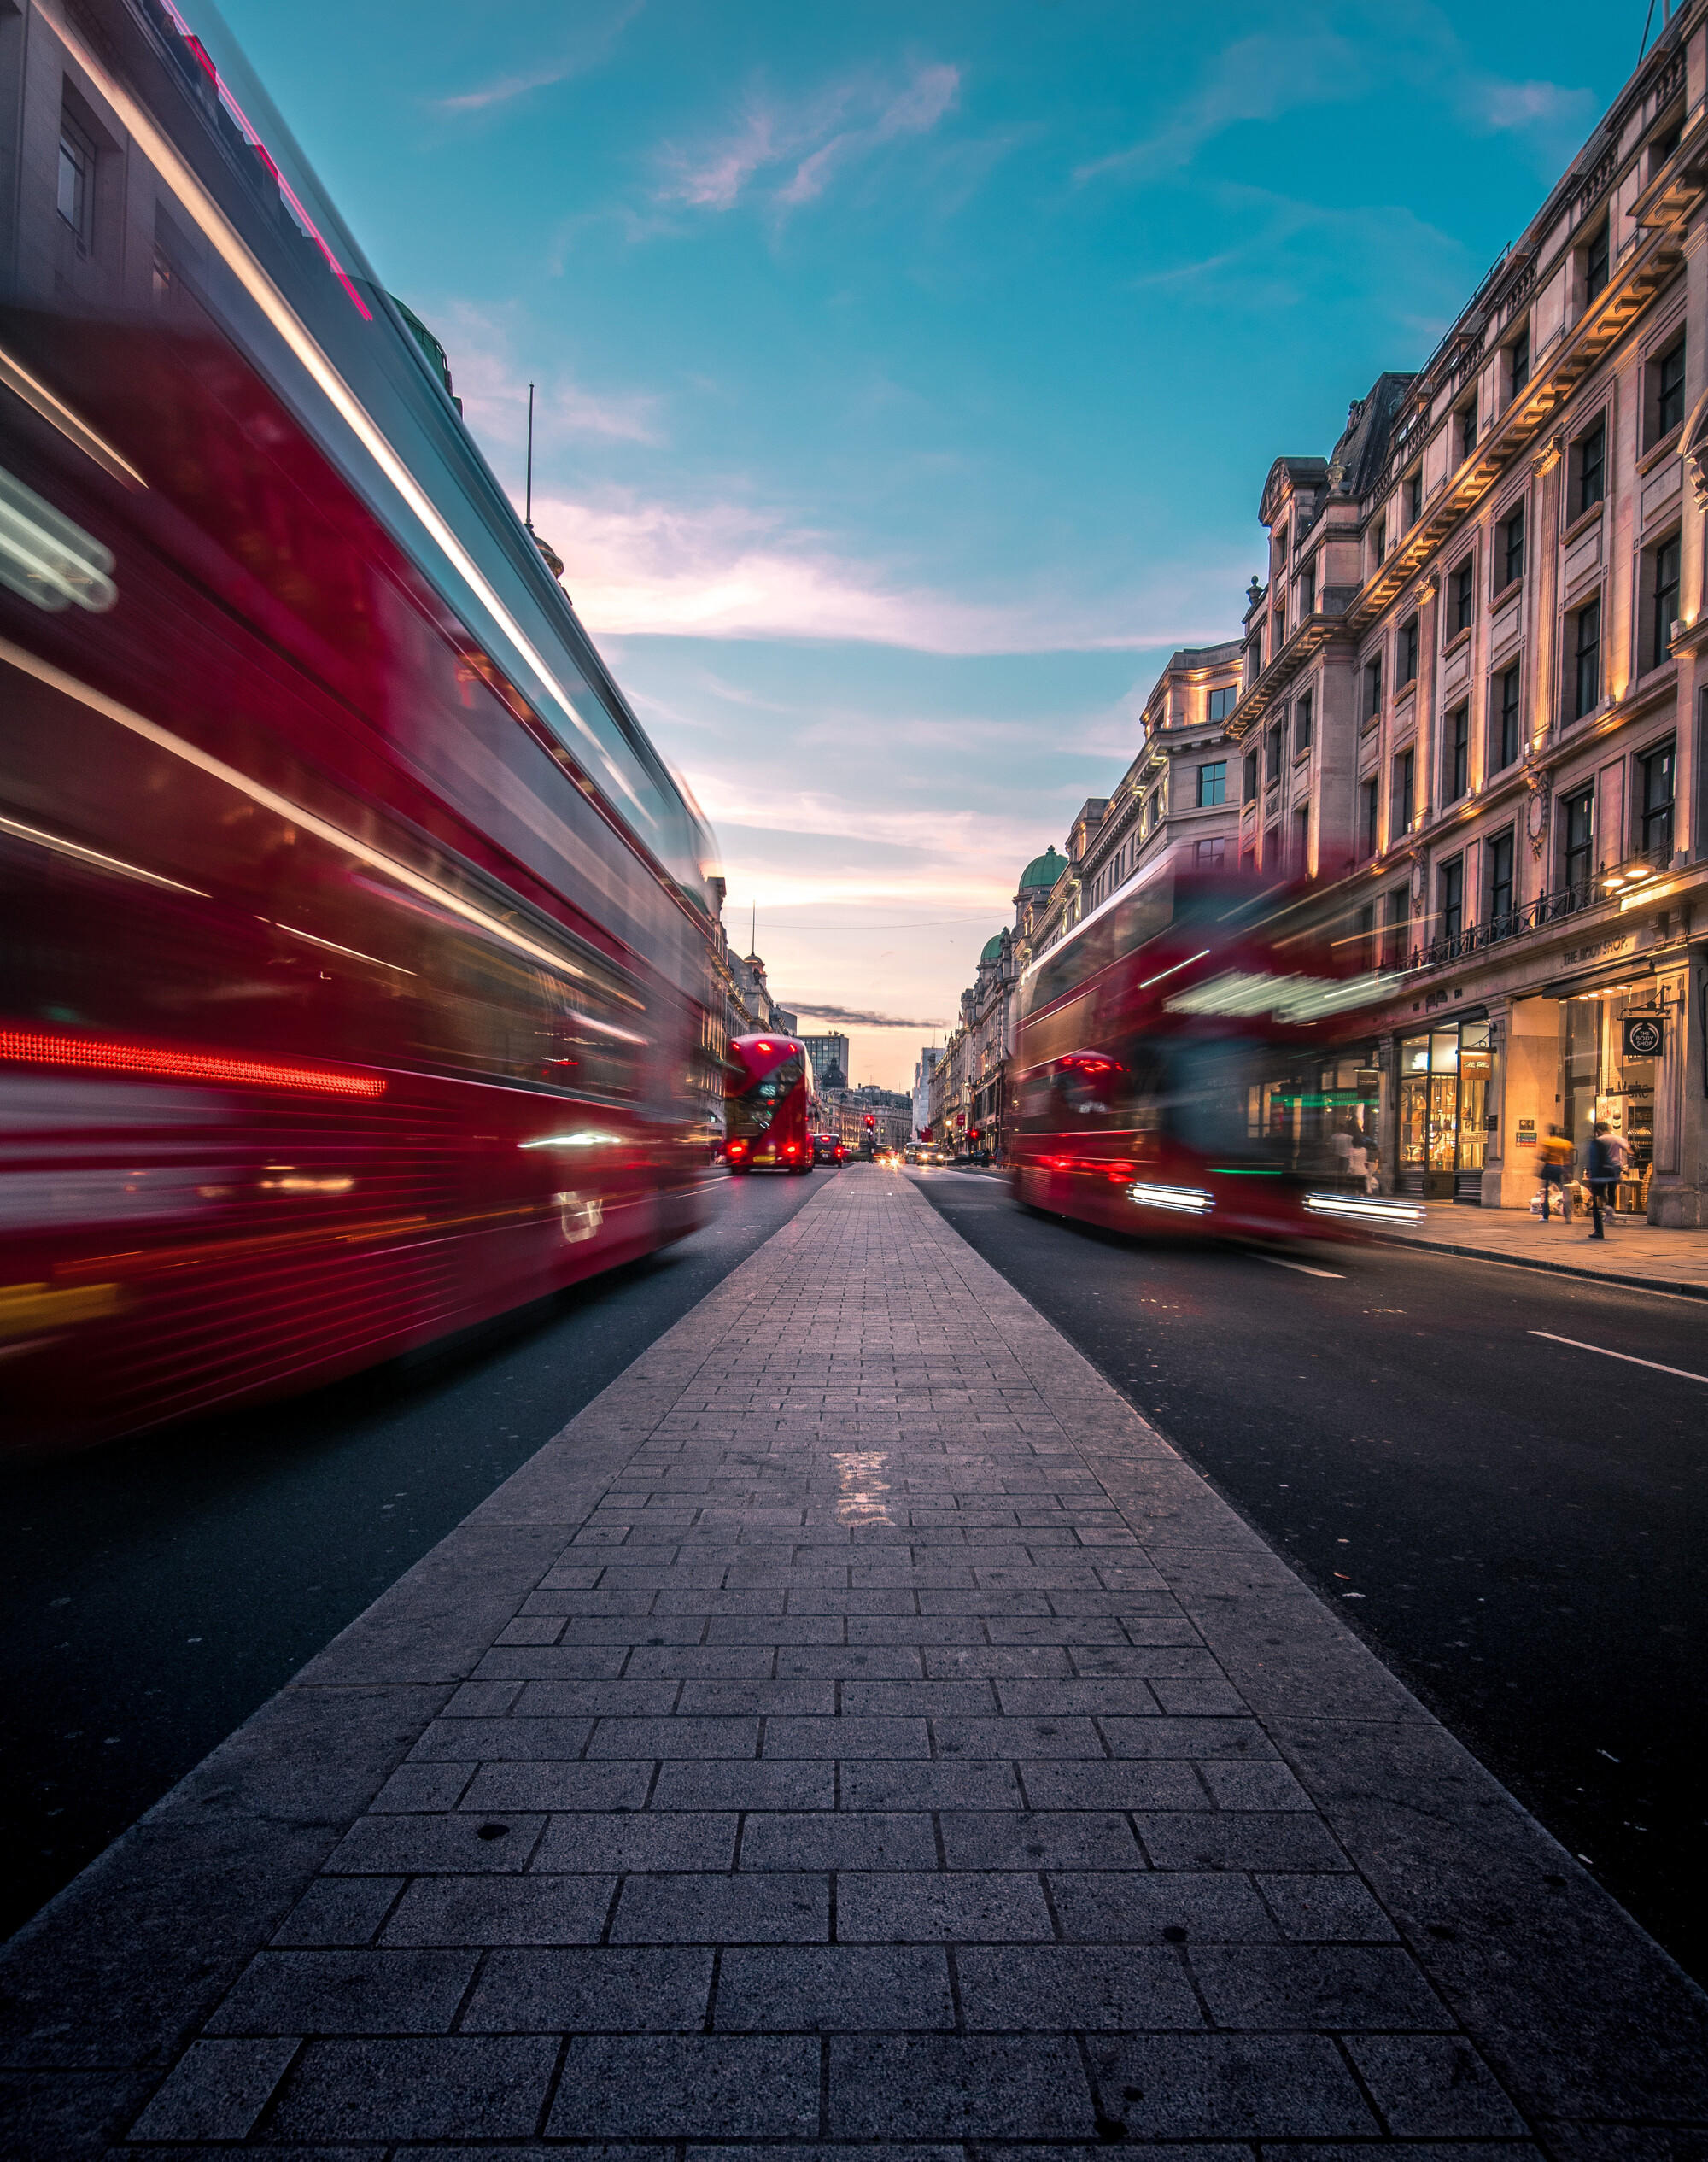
[1585,1121,1620,1238]
[1535,1124,1574,1221]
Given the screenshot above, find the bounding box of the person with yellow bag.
[1535,1124,1575,1222]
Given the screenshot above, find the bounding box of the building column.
[1525,433,1565,910]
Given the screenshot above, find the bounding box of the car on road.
[811,1132,846,1165]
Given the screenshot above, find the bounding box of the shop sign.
[1623,1014,1664,1058]
[1517,1116,1536,1143]
[1560,935,1632,967]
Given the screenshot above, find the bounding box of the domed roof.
[980,932,1004,963]
[1018,846,1068,892]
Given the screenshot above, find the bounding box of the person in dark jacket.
[1586,1121,1618,1239]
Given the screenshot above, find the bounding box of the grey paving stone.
[408,1715,594,1761]
[266,2036,558,2141]
[840,1680,997,1717]
[739,1811,938,1870]
[547,2035,820,2138]
[839,1761,1024,1811]
[775,1645,925,1676]
[459,1762,652,1813]
[588,1717,757,1757]
[1199,1759,1313,1809]
[1138,1810,1350,1872]
[1050,1870,1278,1942]
[1347,2033,1530,2135]
[714,1945,955,2030]
[652,1760,835,1811]
[625,1645,777,1677]
[531,1812,736,1872]
[1191,1944,1452,2030]
[380,1874,612,1946]
[323,1813,547,1874]
[924,1646,1071,1677]
[611,1872,829,1942]
[370,1761,475,1812]
[957,1943,1204,2030]
[828,2034,1095,2138]
[493,1676,679,1711]
[932,1716,1108,1759]
[1097,1714,1275,1759]
[271,1878,404,1948]
[203,1948,477,2036]
[677,1679,837,1715]
[462,1947,714,2032]
[997,1679,1162,1715]
[837,1870,1055,1942]
[127,2038,299,2141]
[763,1715,931,1757]
[1017,1760,1207,1811]
[1257,1872,1401,1942]
[1085,2032,1378,2138]
[939,1810,1149,1871]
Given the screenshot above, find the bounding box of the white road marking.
[1261,1256,1344,1279]
[1529,1331,1708,1384]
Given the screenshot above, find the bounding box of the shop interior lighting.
[1303,1192,1426,1223]
[1126,1181,1214,1214]
[1620,882,1676,912]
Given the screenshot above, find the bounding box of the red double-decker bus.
[1012,864,1421,1241]
[724,1036,817,1174]
[0,0,718,1448]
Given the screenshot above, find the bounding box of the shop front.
[1398,1018,1493,1202]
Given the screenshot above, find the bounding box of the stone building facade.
[1227,3,1708,1219]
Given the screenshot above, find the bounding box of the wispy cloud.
[443,305,665,445]
[793,1004,950,1030]
[658,59,962,217]
[1076,3,1596,185]
[434,0,645,115]
[533,487,1237,655]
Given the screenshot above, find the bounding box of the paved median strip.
[3,1171,1704,2154]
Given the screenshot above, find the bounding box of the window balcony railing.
[1400,843,1674,972]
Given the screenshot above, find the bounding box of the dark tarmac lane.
[0,1168,819,1945]
[911,1166,1708,1984]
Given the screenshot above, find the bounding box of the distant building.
[911,1046,942,1138]
[823,1085,911,1152]
[800,1033,850,1090]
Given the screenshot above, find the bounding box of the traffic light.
[863,1114,875,1128]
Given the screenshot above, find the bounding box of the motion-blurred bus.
[0,0,717,1447]
[1011,866,1422,1241]
[723,1036,818,1175]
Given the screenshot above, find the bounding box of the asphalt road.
[0,1166,821,1943]
[910,1165,1708,1984]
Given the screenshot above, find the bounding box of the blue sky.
[222,0,1637,1087]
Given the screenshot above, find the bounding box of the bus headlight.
[1126,1181,1214,1215]
[1303,1193,1425,1223]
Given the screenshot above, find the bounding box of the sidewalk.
[1374,1200,1708,1298]
[3,1169,1704,2157]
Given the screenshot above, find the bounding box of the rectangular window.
[1243,749,1259,800]
[1450,559,1474,636]
[1406,472,1423,526]
[1584,220,1610,300]
[1361,776,1380,860]
[1495,662,1521,770]
[1382,888,1409,970]
[1291,806,1309,873]
[1563,785,1594,894]
[1207,684,1237,722]
[1295,690,1313,753]
[1652,336,1687,442]
[1194,835,1226,870]
[1571,599,1601,719]
[57,112,94,248]
[1651,531,1681,672]
[1298,566,1315,617]
[1373,517,1387,567]
[1496,501,1524,593]
[1639,741,1675,857]
[1398,617,1418,684]
[1356,902,1376,972]
[1196,760,1226,807]
[1363,653,1383,720]
[1459,401,1478,463]
[1574,417,1606,516]
[1487,829,1515,931]
[1447,703,1469,800]
[1266,722,1283,781]
[1438,856,1464,942]
[1392,746,1415,835]
[1272,606,1286,649]
[1507,325,1530,400]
